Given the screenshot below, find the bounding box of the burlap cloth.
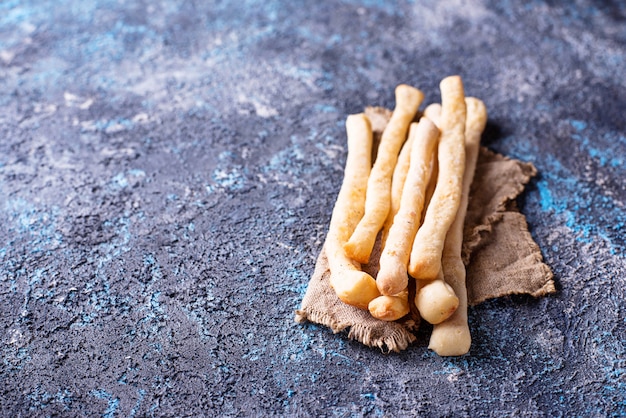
[295,107,555,352]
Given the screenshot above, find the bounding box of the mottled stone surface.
[0,1,625,416]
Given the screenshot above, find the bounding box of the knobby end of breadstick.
[368,292,410,322]
[414,279,459,324]
[395,84,425,110]
[408,247,442,280]
[423,103,442,128]
[439,75,464,95]
[376,261,409,296]
[329,270,380,310]
[346,112,372,133]
[465,97,488,134]
[428,323,471,356]
[416,116,440,140]
[343,237,374,265]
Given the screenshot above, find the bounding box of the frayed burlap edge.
[295,243,418,353]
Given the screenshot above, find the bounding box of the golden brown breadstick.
[413,101,459,324]
[372,125,418,322]
[377,118,440,296]
[408,75,467,280]
[370,127,416,322]
[381,131,414,246]
[429,97,487,356]
[368,289,410,322]
[344,85,424,264]
[326,114,380,309]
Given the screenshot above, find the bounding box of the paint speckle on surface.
[1,0,625,416]
[91,389,120,418]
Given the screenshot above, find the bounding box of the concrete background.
[1,0,624,416]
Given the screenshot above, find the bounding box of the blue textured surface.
[1,1,625,416]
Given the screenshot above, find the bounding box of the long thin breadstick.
[429,97,487,356]
[377,118,440,296]
[421,104,441,226]
[381,132,414,246]
[326,114,380,309]
[344,85,424,264]
[414,102,460,325]
[408,75,467,280]
[370,127,415,322]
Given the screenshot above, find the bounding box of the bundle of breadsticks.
[296,76,555,356]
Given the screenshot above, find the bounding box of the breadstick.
[370,127,416,322]
[377,118,440,296]
[344,85,424,264]
[429,97,487,356]
[414,272,459,324]
[368,289,410,322]
[423,103,442,127]
[413,101,459,324]
[326,114,380,309]
[421,102,441,222]
[381,131,414,246]
[422,149,438,225]
[408,75,466,280]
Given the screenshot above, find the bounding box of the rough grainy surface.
[0,0,625,416]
